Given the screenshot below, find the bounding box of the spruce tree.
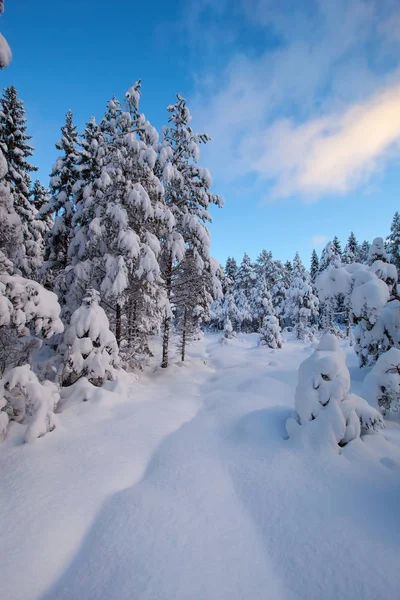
[224,257,238,292]
[157,94,222,368]
[343,231,359,264]
[359,240,370,264]
[42,110,79,293]
[0,85,41,278]
[332,236,342,257]
[283,252,319,341]
[310,249,319,282]
[387,212,400,273]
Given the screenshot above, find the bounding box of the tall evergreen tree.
[157,93,222,368]
[0,85,41,278]
[310,249,319,282]
[41,110,79,292]
[387,211,400,273]
[224,256,238,292]
[332,236,342,257]
[343,231,359,264]
[283,252,319,341]
[358,240,370,264]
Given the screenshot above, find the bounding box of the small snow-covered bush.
[259,315,282,349]
[220,316,236,344]
[62,289,120,387]
[364,348,400,414]
[0,274,63,338]
[0,364,60,442]
[286,334,384,449]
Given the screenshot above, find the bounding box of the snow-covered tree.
[62,289,119,387]
[283,252,319,341]
[0,364,60,442]
[0,86,42,278]
[319,240,341,273]
[224,257,238,289]
[41,110,79,292]
[368,237,388,264]
[332,236,342,258]
[286,334,384,450]
[0,271,64,379]
[358,240,370,264]
[315,260,398,367]
[343,231,359,265]
[310,249,319,282]
[387,212,400,274]
[157,93,223,367]
[364,347,400,415]
[272,260,292,328]
[258,288,282,349]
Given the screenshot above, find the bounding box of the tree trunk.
[161,254,173,368]
[181,307,187,362]
[116,302,121,348]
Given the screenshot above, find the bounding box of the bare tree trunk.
[161,254,173,369]
[181,307,187,362]
[116,302,121,348]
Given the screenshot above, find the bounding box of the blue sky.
[2,0,400,269]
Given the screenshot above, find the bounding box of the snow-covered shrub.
[220,316,236,344]
[0,274,63,338]
[364,348,400,414]
[315,261,398,367]
[259,315,282,349]
[0,364,60,442]
[286,334,384,449]
[62,289,119,387]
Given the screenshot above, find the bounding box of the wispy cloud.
[185,0,400,201]
[255,81,400,198]
[311,235,328,247]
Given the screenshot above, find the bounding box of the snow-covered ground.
[2,333,400,600]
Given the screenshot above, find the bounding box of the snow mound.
[287,334,384,450]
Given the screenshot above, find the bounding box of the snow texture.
[1,333,399,600]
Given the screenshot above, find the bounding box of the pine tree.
[358,240,370,264]
[343,231,359,264]
[310,249,319,282]
[332,236,342,257]
[62,289,119,387]
[157,94,222,368]
[224,256,238,292]
[272,260,292,328]
[257,288,282,349]
[65,115,112,317]
[255,249,276,289]
[233,253,255,331]
[42,110,79,293]
[0,86,41,278]
[387,212,400,273]
[174,251,222,361]
[283,252,319,341]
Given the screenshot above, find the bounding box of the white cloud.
[311,235,328,247]
[187,0,400,201]
[255,81,400,198]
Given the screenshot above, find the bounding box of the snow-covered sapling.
[286,334,384,449]
[0,364,60,442]
[364,347,400,414]
[259,315,282,349]
[62,289,119,387]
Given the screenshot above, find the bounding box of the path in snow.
[40,335,400,600]
[2,334,400,600]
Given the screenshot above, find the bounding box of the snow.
[0,33,11,69]
[1,333,400,600]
